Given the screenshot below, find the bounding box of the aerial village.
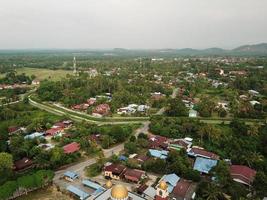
[0,55,266,200]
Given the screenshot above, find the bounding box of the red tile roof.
[155,196,168,200]
[46,127,63,136]
[14,157,33,171]
[104,164,126,176]
[172,179,193,199]
[8,126,20,133]
[93,104,110,115]
[63,142,80,154]
[190,147,219,160]
[53,122,67,129]
[171,139,191,149]
[124,169,145,183]
[230,165,256,186]
[149,135,168,149]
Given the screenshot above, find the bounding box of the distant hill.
[233,43,267,54]
[1,43,267,57]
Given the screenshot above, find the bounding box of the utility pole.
[73,56,77,75]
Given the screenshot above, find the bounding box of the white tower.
[73,56,77,74]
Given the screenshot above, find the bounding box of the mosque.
[93,180,169,200]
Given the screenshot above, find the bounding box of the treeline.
[37,73,172,110]
[0,170,54,200]
[149,116,267,198]
[0,71,32,85]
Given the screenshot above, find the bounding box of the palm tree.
[203,183,224,200]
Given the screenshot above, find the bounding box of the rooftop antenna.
[73,56,77,75]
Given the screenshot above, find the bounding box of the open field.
[16,186,73,200]
[14,67,72,81]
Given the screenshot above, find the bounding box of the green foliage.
[253,171,267,198]
[0,170,54,200]
[124,142,138,154]
[165,98,188,117]
[37,81,63,101]
[0,71,32,85]
[196,97,216,117]
[0,181,17,200]
[85,162,103,177]
[0,153,13,185]
[0,153,13,171]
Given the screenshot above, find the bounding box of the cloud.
[0,0,266,49]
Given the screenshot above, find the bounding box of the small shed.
[64,171,79,182]
[66,185,89,200]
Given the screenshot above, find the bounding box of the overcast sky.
[0,0,267,49]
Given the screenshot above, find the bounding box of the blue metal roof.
[119,155,128,161]
[161,173,180,193]
[149,149,169,159]
[64,171,79,179]
[91,187,105,196]
[66,185,89,200]
[193,157,218,174]
[24,132,44,139]
[82,180,103,190]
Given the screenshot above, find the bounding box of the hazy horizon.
[1,0,267,49]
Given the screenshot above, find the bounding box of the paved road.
[53,122,149,190]
[155,87,179,115]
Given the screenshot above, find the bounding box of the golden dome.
[159,181,168,190]
[106,180,113,188]
[111,184,128,199]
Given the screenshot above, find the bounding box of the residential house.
[14,157,34,171]
[248,90,259,96]
[24,132,44,140]
[188,147,220,160]
[93,104,110,117]
[169,139,192,151]
[137,105,150,112]
[63,142,80,154]
[151,92,166,101]
[193,157,218,174]
[31,79,40,85]
[104,163,127,180]
[170,179,197,200]
[63,171,79,182]
[45,127,63,136]
[148,135,168,150]
[124,169,146,183]
[8,126,26,136]
[250,100,260,106]
[189,109,197,118]
[149,149,169,160]
[87,98,97,106]
[230,165,257,186]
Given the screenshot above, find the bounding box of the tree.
[0,153,13,184]
[50,147,65,166]
[202,182,224,200]
[218,107,227,118]
[0,152,13,171]
[253,171,267,198]
[109,125,127,143]
[165,98,188,117]
[0,181,17,200]
[211,161,231,188]
[124,142,137,154]
[196,98,215,117]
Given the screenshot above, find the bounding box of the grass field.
[14,67,72,81]
[16,186,73,200]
